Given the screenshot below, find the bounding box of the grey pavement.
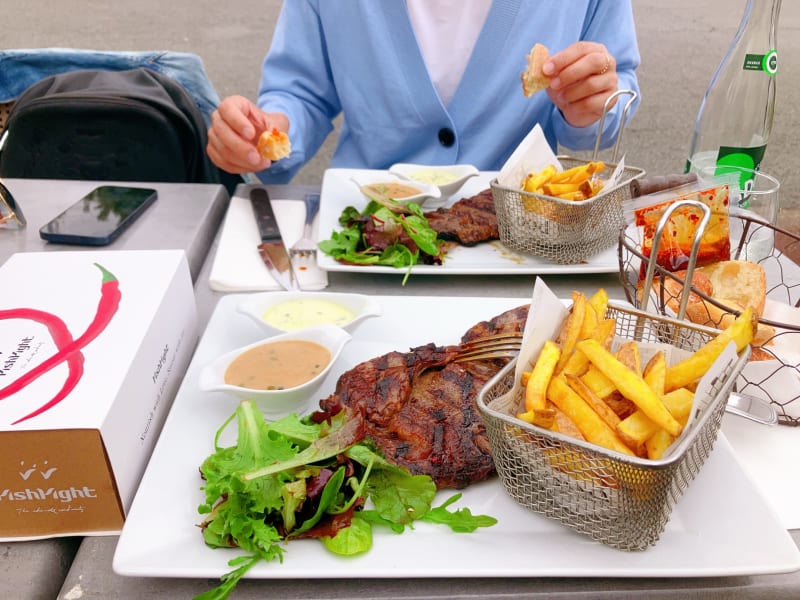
[2,0,798,232]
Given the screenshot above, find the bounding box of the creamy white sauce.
[409,169,460,185]
[262,298,355,331]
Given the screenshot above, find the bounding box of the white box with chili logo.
[0,249,196,539]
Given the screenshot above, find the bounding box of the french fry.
[587,288,609,320]
[664,307,756,392]
[578,304,598,340]
[547,375,635,456]
[517,406,557,429]
[643,351,666,396]
[542,182,582,197]
[615,411,653,457]
[556,190,587,201]
[561,318,617,376]
[579,179,597,199]
[548,163,594,184]
[564,373,621,430]
[549,161,605,184]
[551,404,585,440]
[615,341,641,375]
[521,164,557,192]
[604,391,638,420]
[616,387,694,455]
[585,161,606,175]
[645,429,674,460]
[561,317,616,376]
[576,339,682,437]
[556,292,587,373]
[524,340,561,412]
[580,364,617,399]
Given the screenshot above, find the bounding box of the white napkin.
[208,194,328,292]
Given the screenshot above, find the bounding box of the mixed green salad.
[317,197,442,284]
[195,400,497,600]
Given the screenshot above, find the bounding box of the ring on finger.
[599,54,611,75]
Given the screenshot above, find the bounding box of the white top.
[406,0,492,106]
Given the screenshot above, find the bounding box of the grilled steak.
[424,189,499,246]
[314,304,529,489]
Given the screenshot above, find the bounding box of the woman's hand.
[207,95,289,173]
[543,41,618,128]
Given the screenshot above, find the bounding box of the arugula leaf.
[354,449,436,525]
[401,203,441,255]
[420,493,499,532]
[192,554,261,600]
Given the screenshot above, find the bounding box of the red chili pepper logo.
[0,263,121,424]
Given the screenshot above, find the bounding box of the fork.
[289,193,321,259]
[453,332,523,363]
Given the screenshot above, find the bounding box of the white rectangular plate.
[114,294,800,580]
[316,168,620,275]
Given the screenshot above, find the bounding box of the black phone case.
[39,187,157,246]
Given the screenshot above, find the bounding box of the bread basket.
[619,206,800,425]
[490,90,645,264]
[477,302,750,550]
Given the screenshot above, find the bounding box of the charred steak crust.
[316,304,529,489]
[424,189,498,247]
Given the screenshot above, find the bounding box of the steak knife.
[250,187,296,290]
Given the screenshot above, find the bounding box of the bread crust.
[257,127,291,161]
[521,43,551,97]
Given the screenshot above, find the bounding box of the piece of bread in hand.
[521,43,551,97]
[257,127,291,161]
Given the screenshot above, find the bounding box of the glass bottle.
[686,0,781,184]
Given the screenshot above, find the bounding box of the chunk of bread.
[257,127,291,161]
[638,260,774,359]
[521,43,551,97]
[696,260,767,317]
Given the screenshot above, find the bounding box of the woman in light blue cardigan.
[207,0,640,184]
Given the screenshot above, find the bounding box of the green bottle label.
[714,145,767,207]
[743,50,777,76]
[716,144,767,173]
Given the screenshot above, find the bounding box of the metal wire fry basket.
[489,90,644,264]
[490,159,644,263]
[619,213,800,425]
[477,303,750,551]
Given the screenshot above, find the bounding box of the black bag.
[0,67,231,188]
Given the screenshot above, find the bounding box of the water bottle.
[686,0,781,184]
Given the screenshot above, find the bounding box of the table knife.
[250,187,296,290]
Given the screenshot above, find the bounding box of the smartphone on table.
[39,185,158,246]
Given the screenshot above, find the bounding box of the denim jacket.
[0,48,220,126]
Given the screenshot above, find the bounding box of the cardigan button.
[437,127,455,147]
